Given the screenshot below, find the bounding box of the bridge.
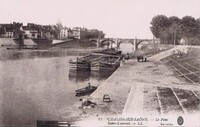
[89,38,160,50]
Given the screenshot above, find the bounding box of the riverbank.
[75,46,200,121]
[79,59,183,117]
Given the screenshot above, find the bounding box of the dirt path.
[122,83,144,115]
[80,59,178,117]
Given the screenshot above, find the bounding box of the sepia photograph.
[0,0,200,126]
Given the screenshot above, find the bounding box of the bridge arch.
[136,40,153,49]
[89,39,97,46]
[100,39,115,47]
[117,40,134,48]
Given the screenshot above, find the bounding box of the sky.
[0,0,200,39]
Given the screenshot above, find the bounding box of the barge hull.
[91,62,120,72]
[69,62,90,71]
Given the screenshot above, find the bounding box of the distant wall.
[51,39,96,48]
[0,38,16,46]
[33,39,53,49]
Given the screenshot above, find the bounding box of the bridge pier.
[133,38,138,51]
[109,38,112,49]
[116,39,120,49]
[97,38,100,48]
[115,38,118,49]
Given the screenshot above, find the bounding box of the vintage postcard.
[0,0,199,126]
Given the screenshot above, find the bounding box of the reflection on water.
[68,70,115,82]
[0,48,98,61]
[68,70,90,82]
[0,50,65,61]
[90,71,114,80]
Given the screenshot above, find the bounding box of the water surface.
[0,48,114,126]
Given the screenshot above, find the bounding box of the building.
[71,27,89,39]
[68,28,73,39]
[58,27,74,40]
[22,26,38,39]
[72,27,81,39]
[0,22,105,40]
[58,27,105,40]
[0,24,13,38]
[24,29,38,39]
[59,27,68,40]
[5,28,14,38]
[0,22,23,38]
[42,31,54,39]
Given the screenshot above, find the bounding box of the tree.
[189,18,200,45]
[150,15,170,44]
[168,16,181,45]
[180,16,199,43]
[150,15,200,45]
[196,18,200,37]
[85,30,105,39]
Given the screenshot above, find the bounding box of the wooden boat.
[91,55,121,72]
[69,53,103,71]
[75,85,97,96]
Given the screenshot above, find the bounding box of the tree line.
[150,15,200,45]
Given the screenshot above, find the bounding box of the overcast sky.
[0,0,200,38]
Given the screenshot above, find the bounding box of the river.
[0,44,133,126]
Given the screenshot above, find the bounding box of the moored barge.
[94,48,122,55]
[69,53,103,71]
[90,55,121,72]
